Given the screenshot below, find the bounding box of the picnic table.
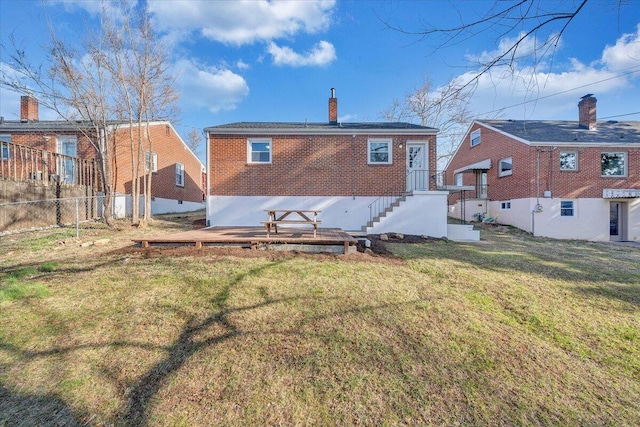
[261,209,322,238]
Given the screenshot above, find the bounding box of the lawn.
[1,215,639,426]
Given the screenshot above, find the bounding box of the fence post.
[75,198,80,239]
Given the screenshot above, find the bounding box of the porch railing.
[0,140,99,187]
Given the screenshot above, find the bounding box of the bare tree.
[186,128,202,157]
[1,0,179,227]
[1,29,117,227]
[383,0,609,90]
[381,78,474,167]
[103,1,179,226]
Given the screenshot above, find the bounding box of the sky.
[1,0,640,161]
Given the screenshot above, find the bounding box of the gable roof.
[205,121,438,135]
[479,119,640,145]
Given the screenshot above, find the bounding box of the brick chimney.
[328,88,337,124]
[20,95,39,122]
[578,94,596,130]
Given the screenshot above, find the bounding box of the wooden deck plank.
[132,226,357,251]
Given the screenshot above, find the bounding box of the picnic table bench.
[261,209,322,238]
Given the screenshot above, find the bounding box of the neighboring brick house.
[445,95,640,242]
[0,96,204,216]
[204,89,461,237]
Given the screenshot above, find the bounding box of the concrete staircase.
[361,192,411,232]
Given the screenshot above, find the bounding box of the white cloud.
[453,28,640,121]
[268,41,336,67]
[47,0,129,22]
[466,31,562,68]
[601,24,640,72]
[174,59,249,113]
[149,0,336,46]
[236,60,250,70]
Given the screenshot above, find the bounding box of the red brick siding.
[447,123,640,203]
[112,124,203,203]
[446,124,534,203]
[539,146,640,198]
[209,133,437,196]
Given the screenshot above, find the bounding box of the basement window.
[368,139,392,164]
[500,201,511,210]
[248,138,272,164]
[560,200,574,217]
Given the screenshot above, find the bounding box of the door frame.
[609,201,628,241]
[406,141,429,191]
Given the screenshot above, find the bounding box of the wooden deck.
[133,226,358,254]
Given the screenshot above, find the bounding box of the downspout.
[204,129,211,227]
[533,148,541,236]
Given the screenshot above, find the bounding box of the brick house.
[204,89,466,237]
[445,95,640,242]
[0,96,205,216]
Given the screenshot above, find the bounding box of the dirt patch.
[356,233,446,257]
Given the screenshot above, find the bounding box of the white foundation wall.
[448,199,487,222]
[486,198,535,233]
[207,191,450,237]
[207,195,375,231]
[486,197,640,242]
[113,194,204,218]
[368,191,449,237]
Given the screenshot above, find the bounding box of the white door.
[406,142,428,191]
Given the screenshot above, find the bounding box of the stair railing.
[368,189,404,225]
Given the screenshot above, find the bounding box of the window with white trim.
[500,201,511,210]
[454,173,463,186]
[498,157,512,177]
[470,129,481,147]
[560,200,574,217]
[559,151,578,171]
[145,151,158,173]
[0,134,11,160]
[601,152,626,177]
[175,163,184,187]
[368,139,392,164]
[248,138,272,164]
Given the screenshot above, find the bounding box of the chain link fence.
[0,196,109,237]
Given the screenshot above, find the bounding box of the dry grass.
[1,215,639,426]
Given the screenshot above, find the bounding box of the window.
[498,157,512,177]
[500,201,511,210]
[175,163,184,187]
[368,139,392,164]
[455,173,463,186]
[146,151,158,172]
[601,152,626,177]
[470,129,481,147]
[248,138,272,164]
[0,134,10,160]
[57,136,77,183]
[560,200,574,217]
[560,151,578,171]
